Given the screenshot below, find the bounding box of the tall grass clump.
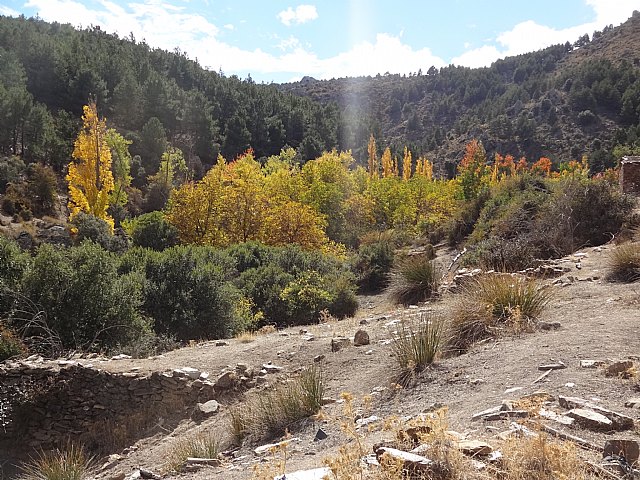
[19,443,93,480]
[607,242,640,282]
[229,365,324,443]
[448,274,552,353]
[500,431,592,479]
[389,255,439,305]
[167,431,221,471]
[391,313,443,384]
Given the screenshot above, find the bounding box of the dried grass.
[448,275,552,353]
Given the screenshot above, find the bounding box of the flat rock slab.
[538,362,566,371]
[559,396,634,430]
[567,408,612,431]
[255,438,300,455]
[539,408,575,426]
[482,410,529,421]
[456,440,494,456]
[274,467,331,480]
[580,360,605,368]
[376,447,433,472]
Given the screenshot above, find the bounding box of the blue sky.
[1,0,639,82]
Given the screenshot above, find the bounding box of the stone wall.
[620,157,640,194]
[0,362,223,456]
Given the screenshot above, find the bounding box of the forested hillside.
[282,11,640,173]
[0,15,341,174]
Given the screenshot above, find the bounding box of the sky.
[1,0,640,83]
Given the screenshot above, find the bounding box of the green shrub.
[127,211,178,251]
[139,246,248,341]
[389,255,439,305]
[0,323,25,361]
[26,164,57,216]
[352,240,394,293]
[449,274,552,353]
[391,313,443,384]
[467,236,539,272]
[607,242,640,282]
[234,265,294,326]
[17,242,147,350]
[0,156,25,194]
[0,236,30,315]
[72,213,127,252]
[19,443,93,480]
[229,365,324,442]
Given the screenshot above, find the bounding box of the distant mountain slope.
[281,12,640,174]
[0,15,339,172]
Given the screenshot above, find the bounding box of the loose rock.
[603,439,639,465]
[566,408,612,431]
[353,329,370,346]
[457,440,493,456]
[331,337,351,352]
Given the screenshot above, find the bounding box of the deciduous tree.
[66,102,115,229]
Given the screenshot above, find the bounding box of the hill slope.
[281,12,640,173]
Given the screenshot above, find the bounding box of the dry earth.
[68,242,639,480]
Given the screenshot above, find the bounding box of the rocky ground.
[3,242,640,480]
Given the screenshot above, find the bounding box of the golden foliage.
[66,102,115,229]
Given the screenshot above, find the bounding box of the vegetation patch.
[19,443,93,480]
[167,431,222,471]
[388,255,439,305]
[391,313,443,385]
[606,242,640,282]
[448,275,552,353]
[229,365,324,443]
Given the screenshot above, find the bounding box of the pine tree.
[66,102,115,229]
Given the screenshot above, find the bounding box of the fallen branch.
[532,369,552,384]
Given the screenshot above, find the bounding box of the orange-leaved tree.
[66,101,115,229]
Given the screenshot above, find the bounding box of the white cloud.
[23,0,443,80]
[0,5,20,16]
[223,23,234,30]
[452,0,640,68]
[277,4,318,26]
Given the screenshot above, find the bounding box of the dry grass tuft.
[167,430,221,471]
[235,330,257,343]
[500,430,593,479]
[448,274,552,353]
[388,256,439,305]
[607,242,640,282]
[257,324,277,335]
[229,365,324,443]
[19,443,93,480]
[391,312,444,385]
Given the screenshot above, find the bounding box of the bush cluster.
[0,237,358,354]
[461,175,633,271]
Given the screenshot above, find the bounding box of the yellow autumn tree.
[381,147,394,178]
[262,200,327,249]
[66,102,115,229]
[367,134,378,178]
[166,159,227,245]
[402,147,413,181]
